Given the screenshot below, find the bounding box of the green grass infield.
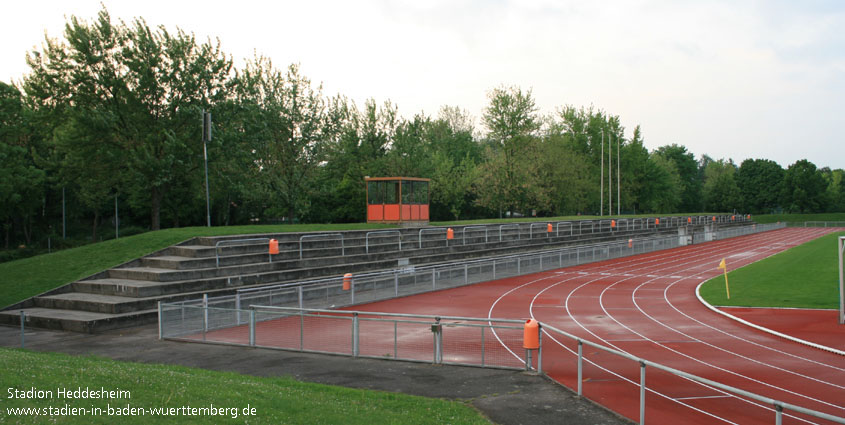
[699,231,844,309]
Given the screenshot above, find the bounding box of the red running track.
[343,227,845,425]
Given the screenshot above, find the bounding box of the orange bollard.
[343,273,352,291]
[732,215,736,221]
[547,223,552,233]
[446,228,454,240]
[687,217,692,224]
[628,239,633,248]
[269,239,279,255]
[655,218,660,226]
[747,214,751,220]
[611,220,616,229]
[712,216,716,222]
[523,319,539,350]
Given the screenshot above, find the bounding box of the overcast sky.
[3,0,844,169]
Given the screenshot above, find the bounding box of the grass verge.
[699,231,844,308]
[0,348,488,425]
[752,213,845,225]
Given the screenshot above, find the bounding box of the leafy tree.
[653,144,702,212]
[24,7,233,230]
[0,82,45,247]
[702,159,741,212]
[642,153,682,213]
[477,86,546,215]
[736,159,784,214]
[237,59,330,222]
[782,159,827,213]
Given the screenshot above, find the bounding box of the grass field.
[0,348,488,425]
[699,231,844,308]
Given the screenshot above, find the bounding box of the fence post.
[432,269,436,290]
[640,361,646,425]
[298,286,303,309]
[157,302,162,340]
[352,312,359,358]
[20,311,25,349]
[432,317,442,364]
[537,324,543,374]
[351,278,355,305]
[481,326,486,367]
[775,403,783,425]
[235,293,241,325]
[202,294,208,341]
[464,263,468,285]
[394,272,399,297]
[249,309,256,347]
[577,340,583,396]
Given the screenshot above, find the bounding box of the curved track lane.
[358,227,845,424]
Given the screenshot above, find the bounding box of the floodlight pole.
[617,133,620,216]
[600,129,604,217]
[839,236,844,324]
[608,133,612,216]
[202,110,212,227]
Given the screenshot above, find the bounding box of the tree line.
[2,7,844,253]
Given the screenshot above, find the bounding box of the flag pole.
[719,258,730,299]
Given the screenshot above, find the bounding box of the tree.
[477,86,545,215]
[237,59,330,222]
[736,159,784,214]
[0,82,45,247]
[702,159,741,212]
[24,7,233,230]
[653,144,702,212]
[782,159,827,213]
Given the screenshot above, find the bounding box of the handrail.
[419,227,449,249]
[498,224,520,241]
[537,322,845,425]
[529,222,549,239]
[616,218,629,231]
[366,230,402,254]
[299,233,344,259]
[463,226,489,244]
[248,305,526,325]
[579,220,593,234]
[555,221,574,237]
[215,238,271,268]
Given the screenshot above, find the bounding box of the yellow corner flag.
[718,258,730,299]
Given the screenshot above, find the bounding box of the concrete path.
[0,324,629,425]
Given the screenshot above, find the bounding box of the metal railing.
[299,234,344,259]
[215,238,271,267]
[365,230,402,254]
[529,222,549,239]
[805,221,845,228]
[498,224,520,241]
[419,227,450,248]
[463,226,489,244]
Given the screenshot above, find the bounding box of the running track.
[350,227,845,424]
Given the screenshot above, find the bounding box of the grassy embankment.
[0,348,488,425]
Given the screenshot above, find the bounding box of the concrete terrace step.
[0,307,158,333]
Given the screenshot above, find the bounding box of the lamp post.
[600,129,604,217]
[202,110,212,227]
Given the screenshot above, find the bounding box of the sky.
[3,0,844,169]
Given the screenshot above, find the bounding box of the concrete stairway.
[0,220,716,333]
